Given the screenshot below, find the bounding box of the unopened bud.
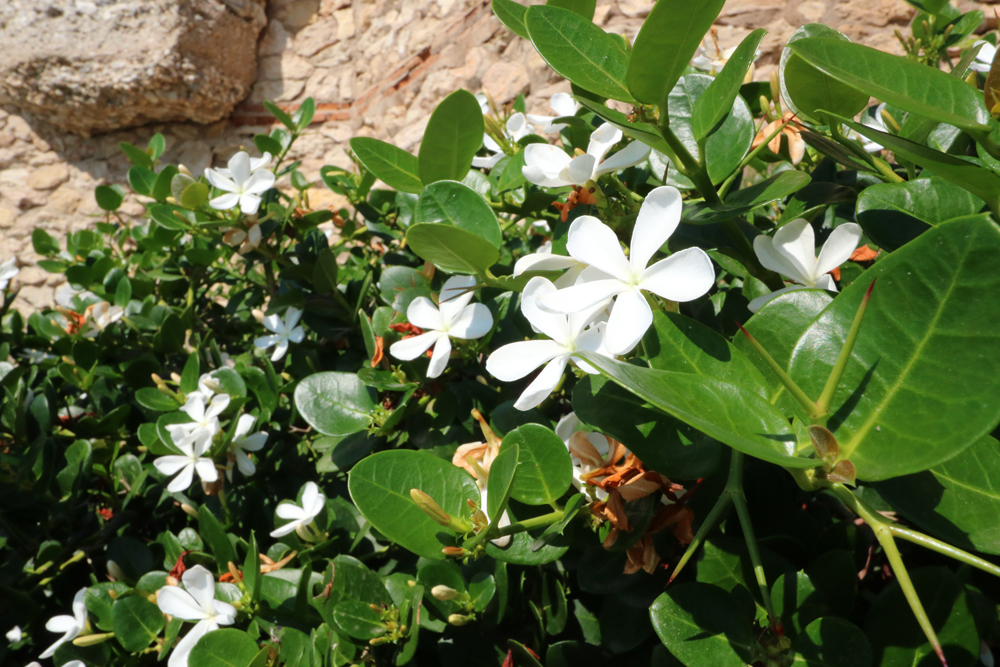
[170,372,182,384]
[879,108,901,134]
[178,164,193,177]
[179,503,199,519]
[411,489,452,526]
[442,546,469,558]
[166,197,179,205]
[73,632,114,647]
[431,585,459,601]
[769,71,782,116]
[151,373,166,388]
[107,560,127,582]
[251,309,265,324]
[447,613,472,626]
[165,575,179,586]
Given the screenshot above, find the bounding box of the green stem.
[889,525,1000,579]
[659,123,723,207]
[718,119,788,200]
[727,452,777,628]
[668,493,733,584]
[494,509,568,537]
[737,324,820,417]
[814,280,875,421]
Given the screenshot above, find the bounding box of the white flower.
[971,40,997,73]
[271,481,326,538]
[6,625,21,643]
[187,372,223,404]
[173,393,231,439]
[851,103,887,153]
[39,587,88,658]
[0,258,18,292]
[526,92,580,134]
[522,123,651,188]
[513,242,587,289]
[227,414,267,481]
[254,307,305,362]
[389,275,493,379]
[692,37,760,79]
[55,284,98,310]
[981,640,994,667]
[153,429,218,493]
[83,302,124,337]
[475,93,491,115]
[473,113,534,169]
[535,187,716,355]
[222,224,262,254]
[555,412,610,501]
[157,565,237,667]
[205,152,276,215]
[213,152,272,178]
[486,277,608,411]
[749,219,863,312]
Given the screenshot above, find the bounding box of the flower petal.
[209,193,241,211]
[522,144,572,187]
[390,331,443,361]
[235,451,256,477]
[638,247,715,302]
[181,565,217,614]
[604,288,653,355]
[426,334,452,379]
[563,153,597,185]
[168,619,213,667]
[521,277,572,342]
[513,354,570,410]
[204,169,237,192]
[270,340,289,362]
[254,334,281,350]
[154,455,191,477]
[269,520,301,538]
[238,193,262,215]
[405,297,444,331]
[284,307,303,329]
[486,340,567,381]
[45,615,79,634]
[276,503,306,520]
[513,253,580,276]
[447,303,493,339]
[166,464,195,493]
[228,152,252,187]
[245,169,276,196]
[771,219,816,284]
[239,432,268,452]
[593,140,651,178]
[535,278,624,317]
[555,412,580,444]
[234,414,255,440]
[211,600,237,626]
[814,223,863,277]
[157,587,209,622]
[550,92,579,117]
[301,482,320,512]
[586,123,622,163]
[628,186,682,275]
[195,459,218,483]
[439,275,477,322]
[566,216,632,283]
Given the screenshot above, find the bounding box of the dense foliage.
[5,1,1000,666]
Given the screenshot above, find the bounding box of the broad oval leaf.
[111,596,164,652]
[418,90,484,185]
[546,0,595,20]
[650,582,755,667]
[693,28,767,141]
[348,450,480,560]
[500,424,572,505]
[332,600,387,640]
[189,629,261,667]
[493,0,530,40]
[627,0,727,106]
[786,215,1000,480]
[350,137,423,194]
[406,222,500,276]
[416,181,502,248]
[486,442,518,525]
[783,52,869,123]
[525,6,633,102]
[294,372,376,436]
[792,617,872,667]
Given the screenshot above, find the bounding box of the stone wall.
[0,0,990,311]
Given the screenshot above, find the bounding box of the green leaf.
[531,494,587,552]
[264,100,296,131]
[405,222,499,276]
[294,97,316,130]
[783,52,869,123]
[135,387,181,412]
[332,600,386,640]
[771,572,829,639]
[294,372,376,436]
[415,180,502,247]
[575,97,672,154]
[32,228,61,256]
[152,165,178,203]
[180,352,200,394]
[493,0,530,40]
[546,0,595,20]
[499,424,572,506]
[627,0,726,106]
[198,505,237,573]
[683,172,811,225]
[119,141,154,168]
[876,435,1000,555]
[525,6,633,102]
[792,617,872,667]
[148,133,166,159]
[254,134,283,157]
[243,532,262,603]
[95,184,124,212]
[348,450,480,560]
[486,442,518,526]
[148,204,192,231]
[128,166,157,196]
[693,29,766,141]
[188,628,261,667]
[378,265,431,313]
[485,505,570,565]
[113,276,132,308]
[418,90,484,185]
[576,353,815,469]
[350,138,423,194]
[180,182,209,209]
[650,582,755,667]
[856,177,984,251]
[111,595,163,652]
[789,37,990,134]
[786,216,1000,480]
[312,247,339,293]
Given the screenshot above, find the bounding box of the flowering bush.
[5,1,1000,666]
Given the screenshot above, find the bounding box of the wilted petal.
[447,303,493,339]
[566,216,632,283]
[390,331,443,361]
[486,339,566,381]
[604,287,652,356]
[814,223,863,277]
[513,354,569,410]
[426,334,452,379]
[638,247,716,302]
[405,297,444,331]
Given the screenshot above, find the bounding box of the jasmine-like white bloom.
[522,123,651,188]
[5,625,20,643]
[187,372,223,404]
[227,414,267,481]
[749,219,863,312]
[555,413,609,501]
[214,152,272,178]
[39,587,88,658]
[513,241,587,289]
[271,481,326,538]
[526,92,581,134]
[389,275,493,379]
[157,565,236,667]
[222,224,262,254]
[204,151,276,215]
[254,307,305,362]
[473,113,533,169]
[971,40,997,73]
[476,92,491,115]
[83,302,124,338]
[692,37,761,80]
[0,258,18,292]
[535,186,716,355]
[153,429,218,493]
[173,393,231,439]
[486,277,608,411]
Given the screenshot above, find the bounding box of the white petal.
[270,520,301,538]
[288,326,305,344]
[603,288,652,355]
[276,503,307,520]
[405,297,444,330]
[513,253,580,276]
[521,277,572,343]
[209,193,241,211]
[205,394,231,420]
[815,273,838,291]
[168,619,213,667]
[439,275,477,321]
[506,113,530,139]
[195,459,218,483]
[238,432,268,452]
[629,186,682,275]
[447,303,493,339]
[234,414,255,440]
[154,455,191,477]
[157,587,210,622]
[638,247,716,302]
[204,169,236,192]
[72,588,88,625]
[754,235,803,283]
[270,340,289,362]
[284,307,303,329]
[181,565,217,613]
[254,334,281,350]
[304,487,327,520]
[593,140,651,178]
[814,223,862,277]
[490,509,512,547]
[555,412,580,444]
[586,123,622,163]
[244,169,276,196]
[389,331,443,361]
[238,193,262,215]
[550,92,579,117]
[262,314,284,334]
[771,219,816,284]
[235,451,256,477]
[426,334,452,379]
[566,216,632,282]
[166,464,195,493]
[534,278,624,317]
[486,340,567,381]
[747,285,809,313]
[228,152,252,187]
[211,601,237,626]
[45,615,79,634]
[483,133,502,153]
[300,482,320,511]
[563,153,597,185]
[522,144,573,187]
[250,153,273,171]
[513,355,570,410]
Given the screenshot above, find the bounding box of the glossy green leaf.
[86,582,130,631]
[148,204,192,231]
[784,52,869,123]
[650,582,755,667]
[486,442,518,523]
[856,177,984,251]
[415,180,502,247]
[792,617,872,667]
[135,387,181,412]
[243,532,261,603]
[789,37,990,134]
[627,0,727,106]
[179,182,209,209]
[111,595,163,652]
[693,29,767,141]
[378,265,431,314]
[499,424,572,505]
[119,141,154,168]
[486,505,570,565]
[405,222,499,276]
[332,600,386,640]
[493,0,530,40]
[546,0,595,20]
[294,372,376,436]
[531,494,587,552]
[772,572,830,638]
[525,6,633,102]
[575,97,671,154]
[419,90,484,185]
[95,184,124,212]
[198,505,237,573]
[328,555,391,606]
[128,166,157,197]
[576,352,815,468]
[348,450,480,560]
[786,216,1000,480]
[312,247,339,293]
[350,137,424,195]
[876,435,1000,555]
[188,629,261,667]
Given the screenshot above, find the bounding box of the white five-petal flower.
[173,393,231,439]
[389,275,493,379]
[526,92,581,134]
[473,113,534,169]
[157,565,237,667]
[227,414,267,481]
[254,307,305,362]
[749,218,863,312]
[971,40,997,73]
[271,481,326,538]
[486,277,608,411]
[83,302,124,338]
[522,123,651,188]
[205,151,276,215]
[154,429,219,493]
[513,241,587,289]
[535,186,716,355]
[39,587,88,658]
[0,258,18,292]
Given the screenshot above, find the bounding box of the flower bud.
[73,632,114,647]
[411,489,452,526]
[431,585,459,601]
[447,613,472,626]
[251,309,265,324]
[179,503,199,519]
[178,164,192,177]
[107,560,127,582]
[170,372,182,384]
[442,546,469,558]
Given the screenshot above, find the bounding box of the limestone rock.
[0,0,268,136]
